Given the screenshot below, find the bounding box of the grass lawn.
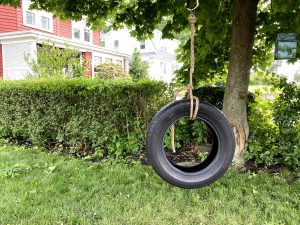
[248,85,268,93]
[0,146,300,225]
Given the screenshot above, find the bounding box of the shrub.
[246,95,280,165]
[193,86,254,111]
[129,49,149,81]
[249,73,273,86]
[0,79,170,158]
[94,62,132,80]
[25,41,87,79]
[272,77,300,167]
[246,76,300,168]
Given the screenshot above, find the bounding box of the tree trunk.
[223,0,259,168]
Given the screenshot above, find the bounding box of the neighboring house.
[103,28,181,83]
[0,0,128,80]
[274,60,300,82]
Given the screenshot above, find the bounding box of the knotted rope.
[171,12,199,153]
[187,13,199,120]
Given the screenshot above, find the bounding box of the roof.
[142,50,176,61]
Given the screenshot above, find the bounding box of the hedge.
[0,78,170,158]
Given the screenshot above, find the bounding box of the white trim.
[1,45,5,76]
[0,30,129,58]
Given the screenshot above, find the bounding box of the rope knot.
[188,14,197,24]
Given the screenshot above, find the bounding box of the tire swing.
[146,1,235,189]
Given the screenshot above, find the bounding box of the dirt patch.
[244,160,283,173]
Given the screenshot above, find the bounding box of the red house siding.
[93,30,101,46]
[0,3,72,38]
[54,19,72,39]
[0,6,18,33]
[83,52,93,78]
[1,3,98,46]
[0,44,3,79]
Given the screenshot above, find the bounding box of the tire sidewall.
[147,100,235,188]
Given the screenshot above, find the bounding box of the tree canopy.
[2,0,298,85]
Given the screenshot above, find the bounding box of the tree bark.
[223,0,259,168]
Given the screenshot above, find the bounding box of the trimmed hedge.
[0,79,170,158]
[193,86,254,111]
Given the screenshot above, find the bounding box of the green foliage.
[164,119,208,151]
[1,0,300,94]
[94,62,132,80]
[193,86,226,110]
[246,76,300,168]
[129,49,149,81]
[246,95,280,165]
[25,41,87,79]
[193,86,254,110]
[273,77,300,167]
[250,73,273,86]
[0,79,170,158]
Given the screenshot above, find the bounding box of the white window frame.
[94,56,102,67]
[73,28,81,40]
[72,18,93,44]
[41,16,50,30]
[22,0,53,32]
[25,11,35,26]
[140,42,146,50]
[116,59,122,65]
[114,40,119,50]
[84,28,91,42]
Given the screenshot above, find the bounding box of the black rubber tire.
[146,100,235,189]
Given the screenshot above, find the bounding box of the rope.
[188,13,199,121]
[170,12,199,153]
[171,125,176,153]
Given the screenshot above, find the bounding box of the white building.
[0,1,128,80]
[275,60,300,82]
[103,29,181,83]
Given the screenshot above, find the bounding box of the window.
[161,46,167,52]
[160,61,166,74]
[84,28,91,42]
[94,57,102,66]
[94,57,102,71]
[116,60,122,65]
[114,40,119,50]
[73,29,80,39]
[41,16,50,30]
[26,11,35,26]
[23,0,53,32]
[72,18,93,43]
[106,58,113,62]
[140,42,146,50]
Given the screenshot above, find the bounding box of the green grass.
[248,85,268,93]
[0,146,300,225]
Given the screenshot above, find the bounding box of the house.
[0,0,128,80]
[274,60,300,83]
[103,28,181,83]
